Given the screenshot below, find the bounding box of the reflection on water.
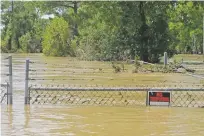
[1,105,204,136]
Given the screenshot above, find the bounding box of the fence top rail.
[29,87,204,91]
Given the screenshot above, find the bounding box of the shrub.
[111,62,121,73]
[42,17,70,56]
[19,32,31,53]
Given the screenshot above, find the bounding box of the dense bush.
[42,17,70,56]
[19,32,31,52]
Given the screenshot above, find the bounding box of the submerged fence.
[1,56,13,104]
[27,86,204,108]
[1,55,203,107]
[22,57,204,108]
[1,83,9,104]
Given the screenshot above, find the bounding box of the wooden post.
[8,55,13,105]
[25,59,30,104]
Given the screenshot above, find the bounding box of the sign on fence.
[147,91,171,106]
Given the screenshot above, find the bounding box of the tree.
[75,2,122,60]
[42,17,71,56]
[1,1,46,52]
[43,1,79,38]
[116,1,170,62]
[3,1,202,60]
[168,1,204,54]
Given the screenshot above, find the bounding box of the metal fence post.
[7,82,9,105]
[164,52,168,67]
[25,59,30,104]
[146,91,149,106]
[8,55,13,105]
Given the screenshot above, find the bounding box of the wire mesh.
[29,87,204,107]
[171,91,204,108]
[1,83,8,104]
[29,88,147,106]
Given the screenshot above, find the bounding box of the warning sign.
[148,91,171,106]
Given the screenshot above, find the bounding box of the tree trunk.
[139,2,149,62]
[73,1,78,37]
[8,38,12,50]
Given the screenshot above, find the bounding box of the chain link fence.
[1,83,9,104]
[172,91,204,107]
[1,55,13,105]
[26,58,204,108]
[29,87,204,107]
[29,87,147,106]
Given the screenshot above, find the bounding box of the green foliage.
[111,62,121,73]
[168,1,204,54]
[76,2,121,61]
[1,1,203,59]
[116,1,170,63]
[1,40,9,53]
[1,1,46,52]
[19,32,31,52]
[42,17,70,56]
[132,55,141,73]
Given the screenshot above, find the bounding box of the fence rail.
[29,87,204,108]
[30,87,204,91]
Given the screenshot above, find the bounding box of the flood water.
[1,105,204,136]
[1,54,204,136]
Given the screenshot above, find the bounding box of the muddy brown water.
[1,54,204,136]
[1,104,204,136]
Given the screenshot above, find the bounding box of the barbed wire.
[29,59,107,64]
[28,65,106,70]
[28,76,203,83]
[29,78,89,81]
[29,61,111,67]
[28,83,204,89]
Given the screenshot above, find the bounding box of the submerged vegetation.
[1,1,204,63]
[111,58,196,74]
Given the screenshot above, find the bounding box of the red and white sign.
[148,91,171,106]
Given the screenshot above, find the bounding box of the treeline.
[1,1,204,62]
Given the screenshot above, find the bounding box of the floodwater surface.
[1,54,204,136]
[1,53,202,90]
[1,105,204,136]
